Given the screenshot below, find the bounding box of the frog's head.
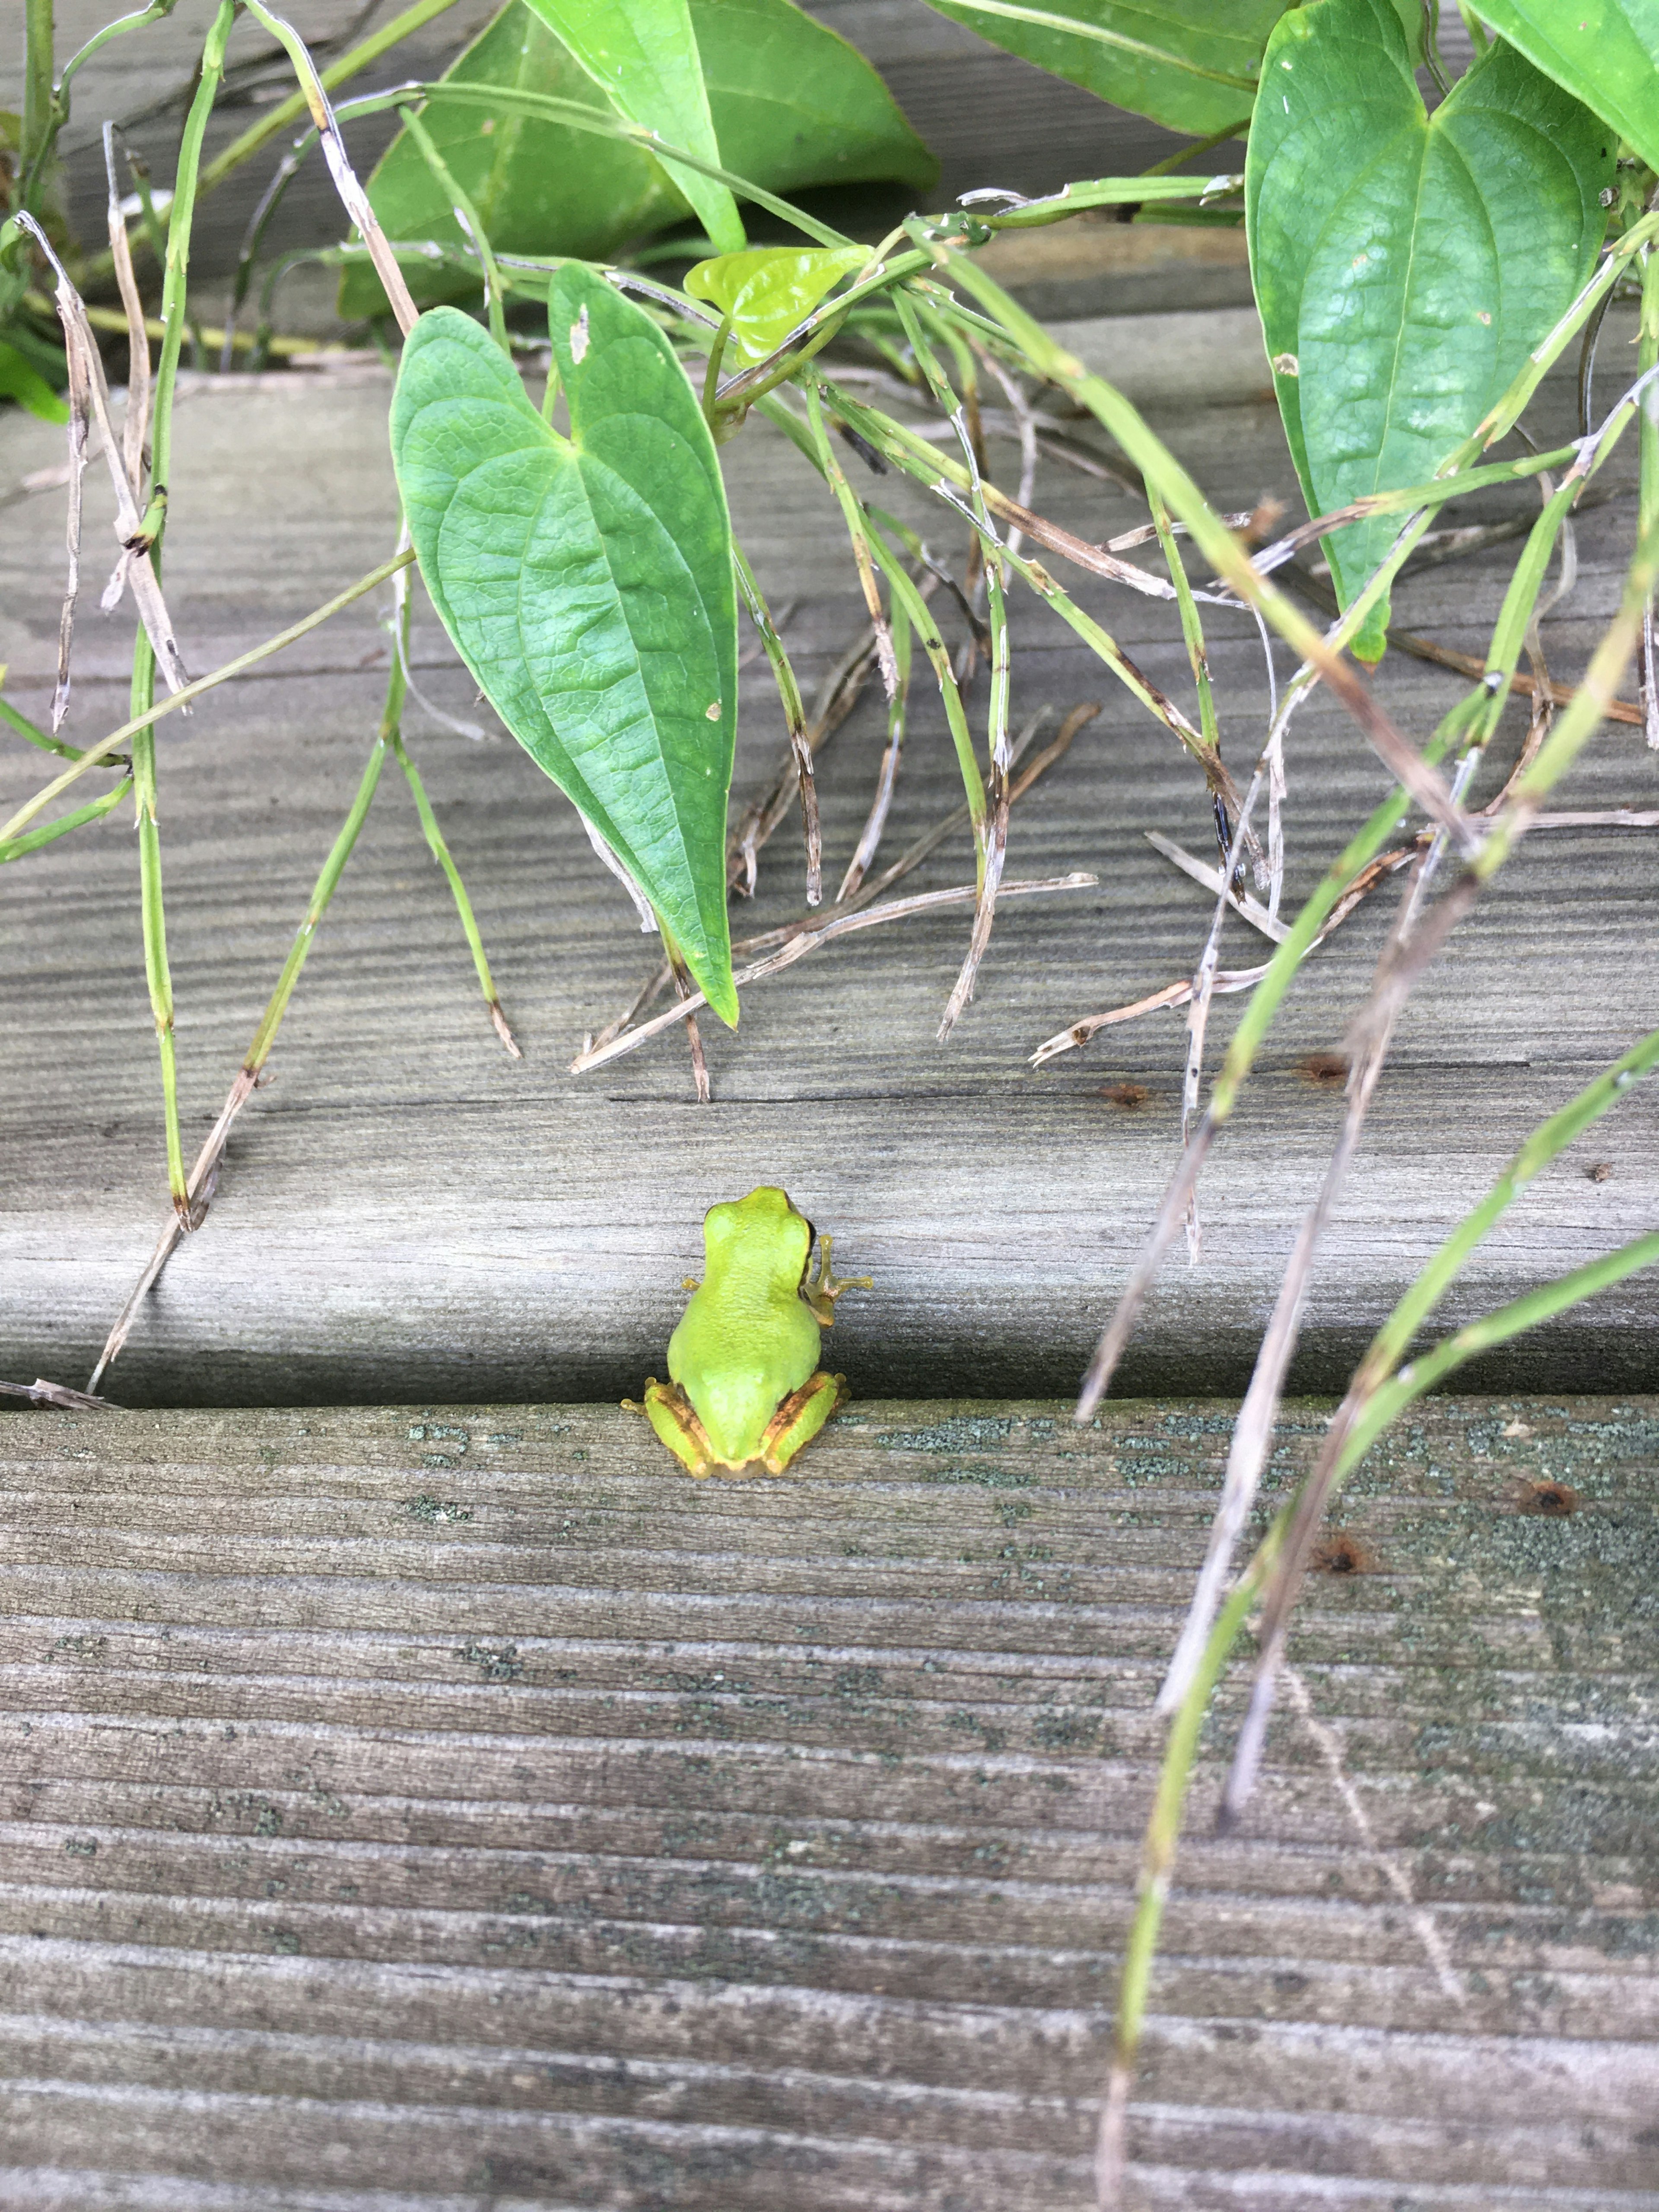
[703,1184,814,1292]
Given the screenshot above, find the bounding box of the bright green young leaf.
[1247,0,1613,661]
[390,269,740,1023]
[685,245,868,363]
[0,337,68,423]
[342,0,934,321]
[521,0,744,254]
[1474,1,1659,172]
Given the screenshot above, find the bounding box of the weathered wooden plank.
[0,1395,1652,2206]
[3,308,1656,1404]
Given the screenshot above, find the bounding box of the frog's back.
[667,1189,823,1463]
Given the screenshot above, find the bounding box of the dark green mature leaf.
[390,270,740,1022]
[0,337,68,423]
[341,0,935,320]
[1475,1,1659,172]
[915,0,1425,137]
[917,0,1276,136]
[522,0,745,254]
[1247,0,1613,660]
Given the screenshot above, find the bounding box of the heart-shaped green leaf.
[1474,1,1659,172]
[685,245,869,364]
[522,0,746,254]
[340,0,935,321]
[1247,0,1613,659]
[391,270,740,1023]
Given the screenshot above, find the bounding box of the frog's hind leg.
[631,1378,718,1477]
[760,1371,847,1473]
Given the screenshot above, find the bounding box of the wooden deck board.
[0,1394,1653,2207]
[3,314,1656,1405]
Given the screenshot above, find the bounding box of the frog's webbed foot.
[631,1377,718,1477]
[761,1370,847,1472]
[801,1232,872,1327]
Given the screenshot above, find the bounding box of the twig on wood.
[1177,764,1262,1260]
[1220,515,1659,1831]
[976,348,1039,556]
[1,549,416,845]
[899,299,1012,1038]
[726,586,911,899]
[1107,509,1265,553]
[89,644,416,1389]
[0,1378,118,1411]
[807,382,899,700]
[747,701,1095,965]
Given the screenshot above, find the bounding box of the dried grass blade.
[838,600,911,900]
[584,815,658,933]
[1073,1115,1218,1418]
[87,1067,254,1392]
[1144,830,1288,942]
[1030,844,1416,1065]
[18,215,188,700]
[242,0,420,336]
[50,322,91,731]
[105,125,152,499]
[735,544,820,905]
[0,1378,118,1411]
[570,874,1096,1075]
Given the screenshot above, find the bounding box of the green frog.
[628,1186,869,1475]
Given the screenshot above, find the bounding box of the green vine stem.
[390,728,521,1057]
[1,551,417,842]
[72,0,465,290]
[1637,240,1659,743]
[0,775,132,864]
[130,0,236,1220]
[394,101,509,353]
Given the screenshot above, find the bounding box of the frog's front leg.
[800,1233,873,1327]
[629,1378,718,1477]
[760,1370,846,1472]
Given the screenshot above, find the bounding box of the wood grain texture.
[0,1393,1653,2208]
[3,306,1656,1407]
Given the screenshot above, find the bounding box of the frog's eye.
[703,1202,741,1257]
